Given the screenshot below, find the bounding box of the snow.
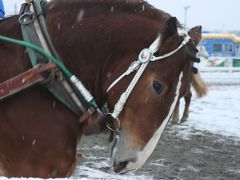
[74,166,152,180]
[176,85,240,139]
[76,9,85,23]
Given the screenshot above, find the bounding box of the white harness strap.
[107,29,191,120]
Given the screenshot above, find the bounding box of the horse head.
[105,18,202,173]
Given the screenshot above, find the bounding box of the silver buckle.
[138,48,152,63]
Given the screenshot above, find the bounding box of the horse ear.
[188,26,202,45]
[161,17,178,43]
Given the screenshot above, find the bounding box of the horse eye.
[152,80,164,95]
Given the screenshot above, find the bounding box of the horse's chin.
[110,130,152,174]
[110,117,170,174]
[113,159,144,174]
[111,145,140,174]
[111,146,149,174]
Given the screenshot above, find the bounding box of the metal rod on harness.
[31,0,102,115]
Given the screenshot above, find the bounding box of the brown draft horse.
[171,27,208,123]
[0,0,202,177]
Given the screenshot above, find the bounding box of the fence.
[199,67,240,85]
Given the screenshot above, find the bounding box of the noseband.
[106,29,192,132]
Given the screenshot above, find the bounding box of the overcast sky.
[2,0,239,31]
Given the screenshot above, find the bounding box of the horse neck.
[51,35,110,106]
[50,30,138,108]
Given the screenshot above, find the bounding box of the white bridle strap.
[152,35,190,61]
[106,36,161,93]
[108,29,191,120]
[111,62,149,119]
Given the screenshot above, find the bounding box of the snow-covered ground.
[175,84,240,139]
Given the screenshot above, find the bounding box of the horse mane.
[47,0,171,22]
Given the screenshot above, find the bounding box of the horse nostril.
[113,161,129,173]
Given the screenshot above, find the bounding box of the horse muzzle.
[110,131,144,174]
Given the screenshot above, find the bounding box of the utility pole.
[14,3,17,15]
[184,6,190,29]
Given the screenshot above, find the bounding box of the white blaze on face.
[124,71,184,172]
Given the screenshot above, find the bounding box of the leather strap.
[19,1,86,116]
[0,63,56,101]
